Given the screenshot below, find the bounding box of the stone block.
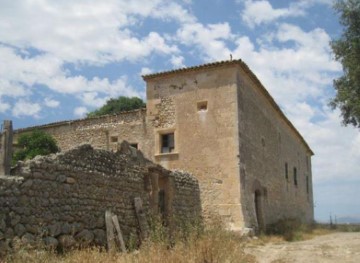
[43,236,58,250]
[58,235,76,250]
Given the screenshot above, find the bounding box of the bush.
[266,218,309,241]
[87,96,145,117]
[12,130,59,164]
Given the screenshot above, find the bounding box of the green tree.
[87,96,146,117]
[13,130,59,163]
[330,0,360,127]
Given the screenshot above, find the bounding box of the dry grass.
[4,221,256,263]
[5,220,358,263]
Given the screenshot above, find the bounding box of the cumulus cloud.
[170,55,185,68]
[140,67,153,76]
[240,0,333,27]
[0,0,189,119]
[0,100,10,113]
[74,107,88,118]
[44,98,60,108]
[176,22,232,60]
[0,0,182,65]
[12,99,41,117]
[241,0,305,27]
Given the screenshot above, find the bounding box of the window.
[306,176,309,194]
[130,143,138,149]
[110,136,118,143]
[293,167,298,187]
[161,133,175,153]
[285,162,288,181]
[197,101,208,111]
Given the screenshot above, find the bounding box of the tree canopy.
[87,96,146,117]
[330,0,360,128]
[13,130,59,164]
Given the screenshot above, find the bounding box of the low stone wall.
[0,142,201,255]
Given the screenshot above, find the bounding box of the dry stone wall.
[0,142,201,255]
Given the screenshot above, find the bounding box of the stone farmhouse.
[13,59,314,231]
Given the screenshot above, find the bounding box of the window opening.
[161,133,175,153]
[130,143,138,149]
[285,162,288,181]
[306,176,309,194]
[197,101,208,111]
[110,136,118,143]
[293,167,298,187]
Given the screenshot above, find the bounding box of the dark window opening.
[261,137,265,147]
[161,133,175,153]
[197,101,208,111]
[130,143,138,149]
[306,176,309,194]
[294,167,298,187]
[285,162,288,181]
[110,136,118,143]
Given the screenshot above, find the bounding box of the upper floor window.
[285,162,288,181]
[197,101,208,112]
[293,167,298,187]
[161,133,175,153]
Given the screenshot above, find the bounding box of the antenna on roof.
[230,54,233,61]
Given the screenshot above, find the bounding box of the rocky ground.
[245,232,360,263]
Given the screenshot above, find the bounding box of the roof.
[143,59,314,155]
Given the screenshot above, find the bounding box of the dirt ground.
[245,232,360,263]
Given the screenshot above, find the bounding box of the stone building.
[14,59,314,231]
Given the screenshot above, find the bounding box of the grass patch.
[3,218,255,263]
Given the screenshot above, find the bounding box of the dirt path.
[245,232,360,263]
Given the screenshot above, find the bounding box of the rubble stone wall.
[0,143,201,255]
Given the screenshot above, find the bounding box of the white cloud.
[140,67,153,76]
[241,0,305,27]
[231,24,340,105]
[12,99,41,117]
[0,0,187,119]
[0,0,183,65]
[74,107,88,118]
[44,98,60,108]
[79,92,108,108]
[170,55,185,68]
[176,22,232,60]
[303,109,360,183]
[0,100,10,113]
[240,0,333,28]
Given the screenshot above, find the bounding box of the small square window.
[197,101,208,111]
[130,143,138,149]
[110,136,118,143]
[161,133,175,153]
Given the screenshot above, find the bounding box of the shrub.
[266,218,308,241]
[12,130,59,164]
[87,96,145,117]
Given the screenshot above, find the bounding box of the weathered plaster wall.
[145,65,243,230]
[0,143,201,255]
[236,66,314,229]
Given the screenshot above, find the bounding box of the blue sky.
[0,0,359,222]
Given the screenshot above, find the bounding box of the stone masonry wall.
[236,66,314,229]
[0,142,201,255]
[13,109,153,156]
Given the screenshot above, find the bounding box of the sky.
[0,0,359,222]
